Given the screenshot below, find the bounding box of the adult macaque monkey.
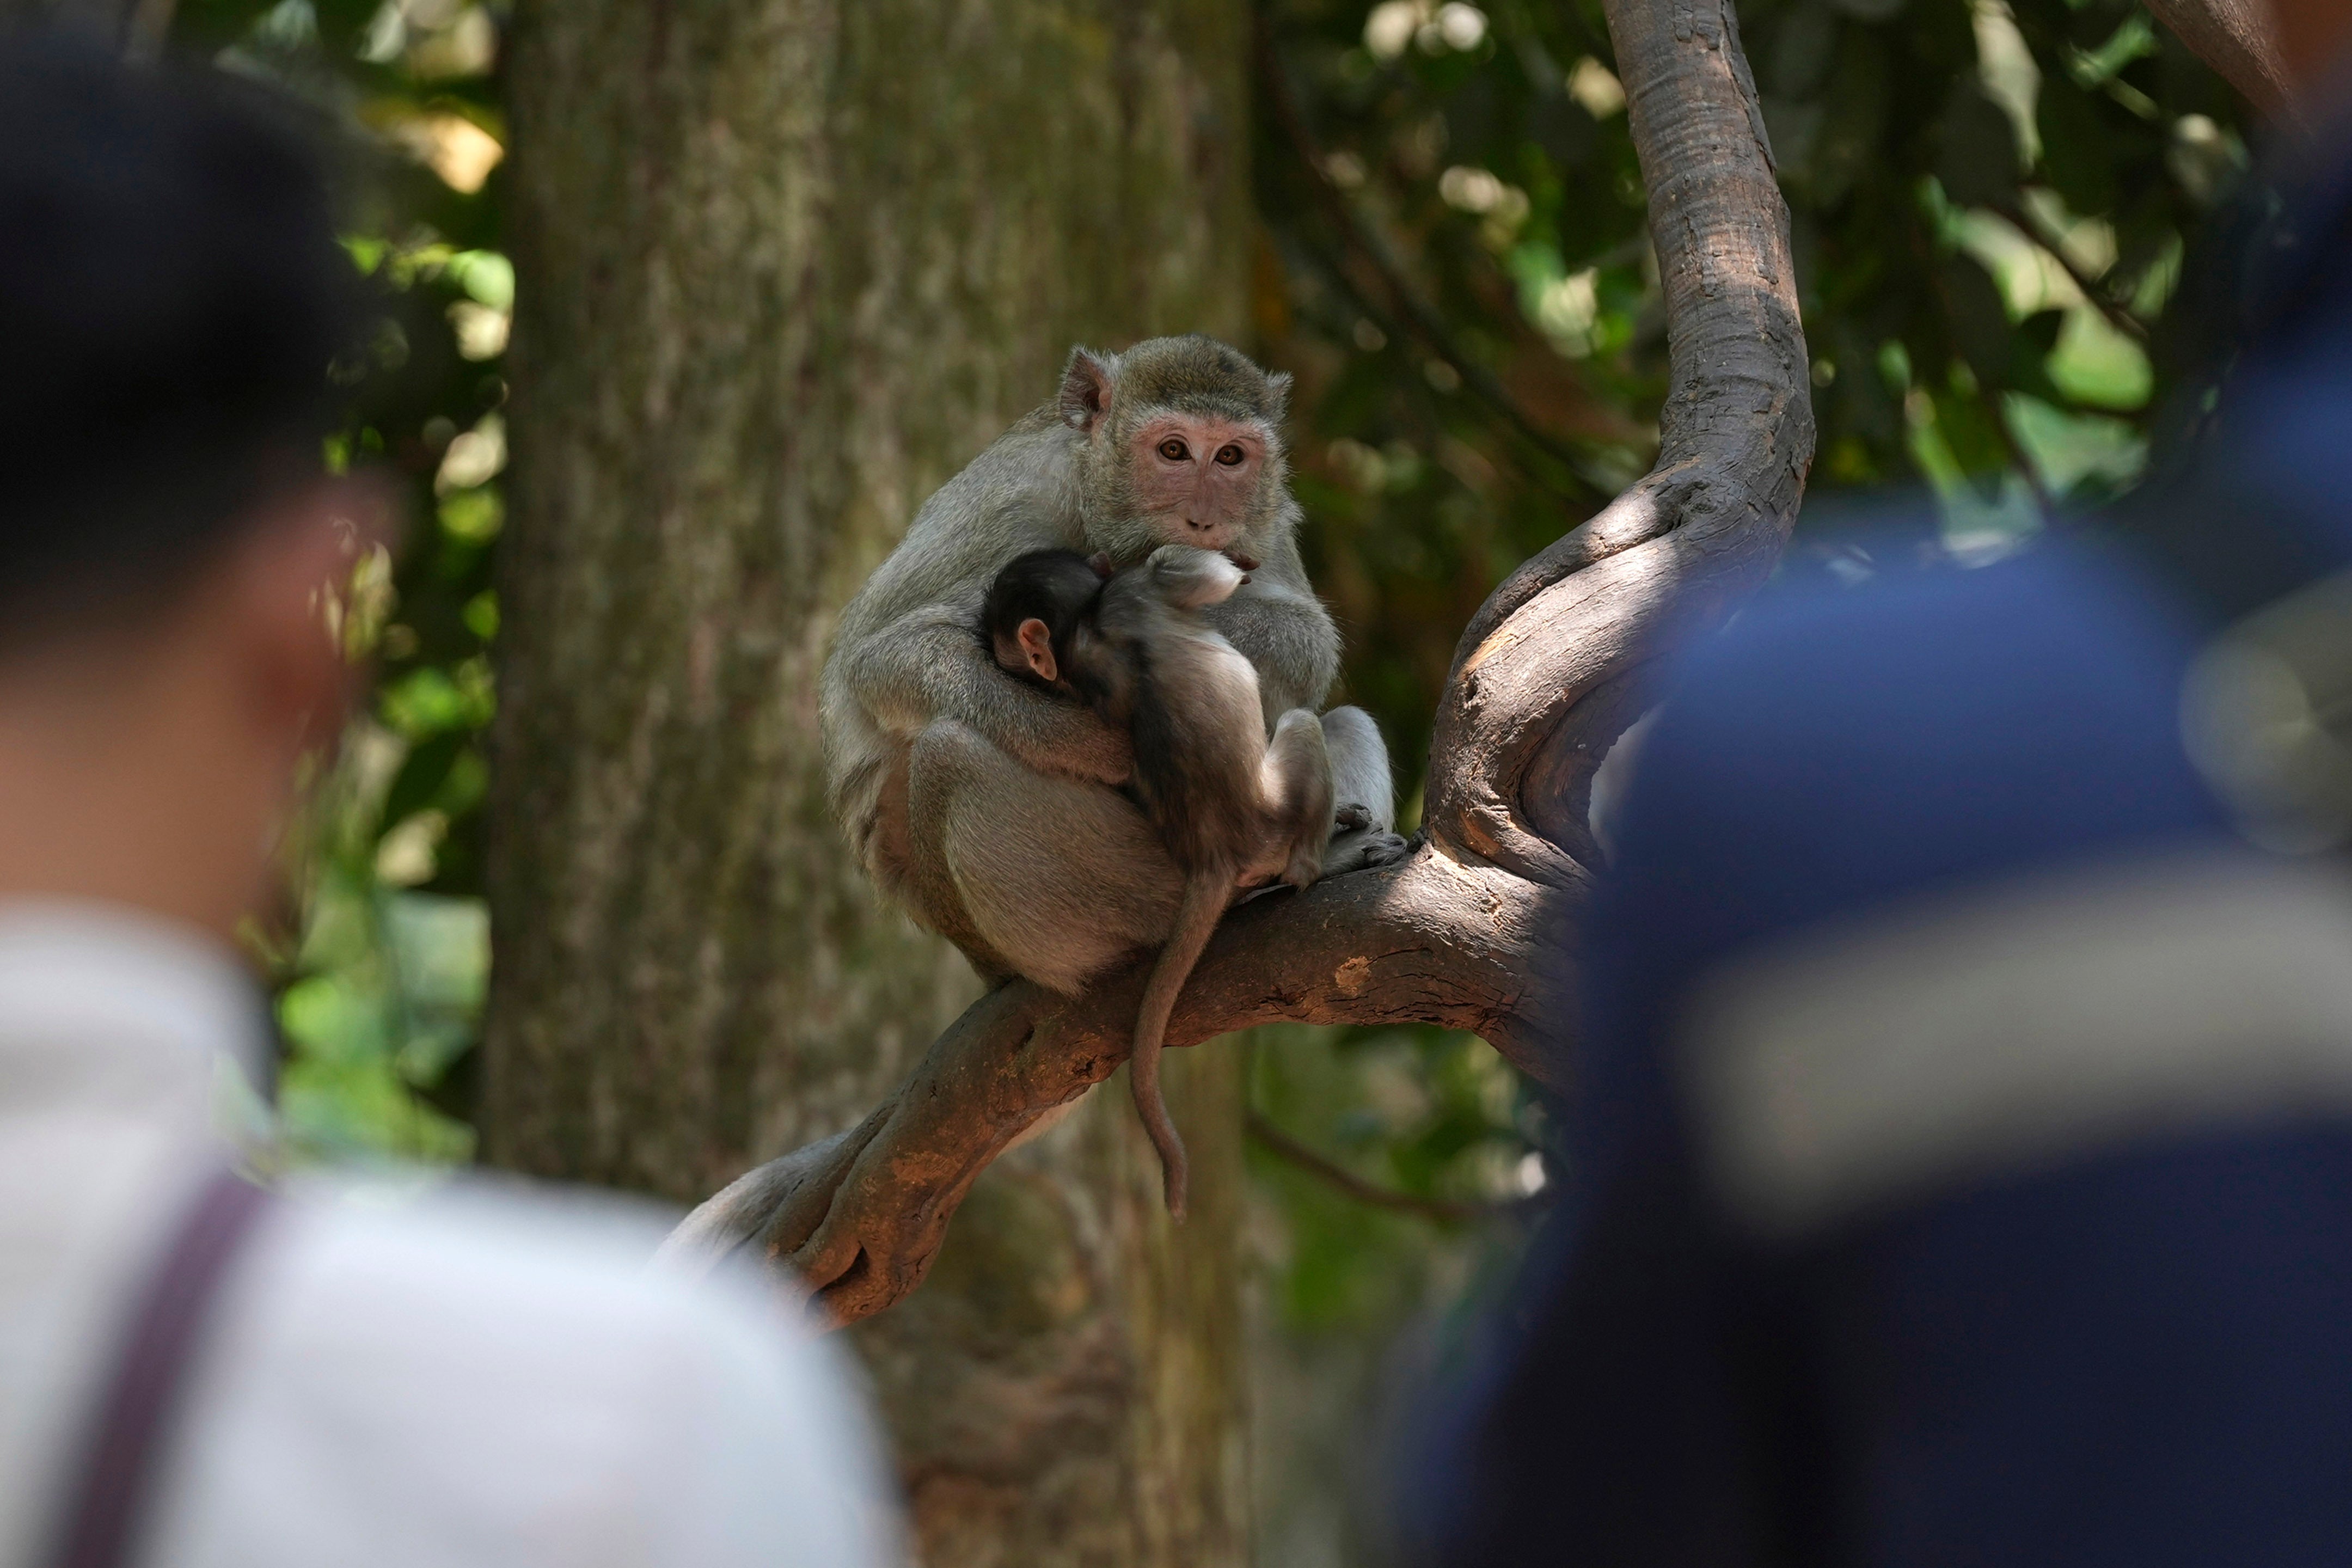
[822,334,1400,1002]
[982,546,1336,1218]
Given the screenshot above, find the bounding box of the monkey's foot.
[1334,803,1374,832]
[1322,828,1410,875]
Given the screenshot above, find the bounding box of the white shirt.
[0,902,898,1568]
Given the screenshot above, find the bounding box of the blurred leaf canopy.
[1258,0,2247,797]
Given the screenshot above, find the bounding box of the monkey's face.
[1120,413,1269,554]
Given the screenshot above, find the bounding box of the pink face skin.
[1126,414,1267,553]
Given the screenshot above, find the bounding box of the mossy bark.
[487,3,1252,1563]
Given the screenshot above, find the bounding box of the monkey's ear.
[1263,370,1294,422]
[1087,553,1114,579]
[1016,617,1059,683]
[1060,349,1117,434]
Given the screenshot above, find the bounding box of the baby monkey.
[983,544,1337,1220]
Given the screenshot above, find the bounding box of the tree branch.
[1994,194,2151,346]
[659,844,1577,1321]
[664,0,1812,1327]
[2139,0,2297,121]
[1246,1110,1546,1224]
[1422,0,1811,886]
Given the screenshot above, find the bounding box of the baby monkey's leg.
[1317,705,1411,874]
[1319,706,1394,833]
[1260,708,1337,890]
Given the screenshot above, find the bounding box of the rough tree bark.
[2140,0,2297,118]
[487,3,1254,1564]
[666,0,1816,1324]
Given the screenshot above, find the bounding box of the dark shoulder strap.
[50,1167,274,1568]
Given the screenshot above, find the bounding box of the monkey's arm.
[1197,532,1339,719]
[1197,531,1398,852]
[845,605,1132,785]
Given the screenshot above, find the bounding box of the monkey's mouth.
[1161,517,1236,549]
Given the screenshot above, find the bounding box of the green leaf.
[1939,253,2015,386]
[438,487,504,544]
[1930,385,2012,499]
[379,731,467,830]
[2006,307,2067,400]
[2037,73,2119,213]
[443,249,514,309]
[1934,84,2020,209]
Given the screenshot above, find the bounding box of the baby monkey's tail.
[1129,872,1229,1222]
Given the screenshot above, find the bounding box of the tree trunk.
[486,4,1253,1563]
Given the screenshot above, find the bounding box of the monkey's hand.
[1322,827,1412,875]
[1143,543,1248,611]
[1196,534,1340,718]
[850,607,1132,786]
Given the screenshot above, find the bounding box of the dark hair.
[0,37,356,634]
[981,548,1105,684]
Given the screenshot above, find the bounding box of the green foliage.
[1248,1025,1545,1331]
[175,0,508,1160]
[1261,0,2247,743]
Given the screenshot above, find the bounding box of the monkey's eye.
[1214,444,1246,467]
[1157,437,1190,462]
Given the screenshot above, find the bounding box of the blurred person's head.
[0,38,372,941]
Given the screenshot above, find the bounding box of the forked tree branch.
[663,0,1815,1326]
[1425,0,1807,885]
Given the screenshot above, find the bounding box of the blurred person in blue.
[1407,0,2352,1563]
[0,39,896,1568]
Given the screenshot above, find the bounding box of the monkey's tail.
[1130,873,1226,1223]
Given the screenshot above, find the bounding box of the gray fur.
[819,334,1399,1001]
[986,544,1338,1220]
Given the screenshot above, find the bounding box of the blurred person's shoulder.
[1612,525,2227,916]
[1587,513,2352,1237]
[1673,524,2202,731]
[149,1168,896,1568]
[1576,517,2244,1148]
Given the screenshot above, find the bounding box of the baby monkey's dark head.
[983,548,1110,689]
